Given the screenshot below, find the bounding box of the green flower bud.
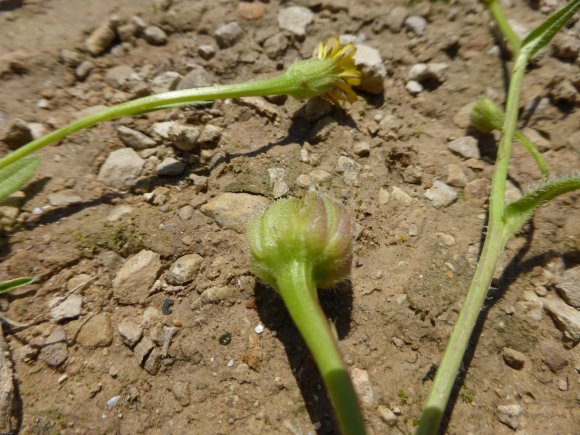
[247,192,353,289]
[470,98,505,133]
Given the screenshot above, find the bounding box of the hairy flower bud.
[247,192,353,289]
[470,97,504,133]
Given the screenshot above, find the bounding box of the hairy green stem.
[0,76,290,171]
[416,48,530,435]
[276,261,366,435]
[513,130,549,178]
[485,0,521,55]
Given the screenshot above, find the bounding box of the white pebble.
[255,324,264,334]
[105,395,122,408]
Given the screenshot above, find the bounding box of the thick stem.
[513,130,549,178]
[0,75,290,171]
[417,50,530,435]
[416,227,510,434]
[276,261,366,435]
[487,0,521,56]
[489,53,528,225]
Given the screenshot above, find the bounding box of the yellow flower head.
[284,37,362,106]
[313,37,362,105]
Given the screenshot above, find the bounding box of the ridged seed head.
[247,192,353,289]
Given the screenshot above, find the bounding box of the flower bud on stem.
[248,192,366,435]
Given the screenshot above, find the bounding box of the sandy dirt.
[0,0,578,434]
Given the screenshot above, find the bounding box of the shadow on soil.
[255,280,354,435]
[434,217,579,434]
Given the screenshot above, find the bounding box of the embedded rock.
[113,250,162,304]
[98,148,144,190]
[200,193,270,233]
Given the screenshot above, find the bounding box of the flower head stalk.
[0,37,362,174]
[248,192,366,435]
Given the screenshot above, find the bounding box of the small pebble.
[405,15,427,36]
[219,332,232,345]
[105,396,122,408]
[143,26,168,46]
[255,324,264,334]
[161,298,174,315]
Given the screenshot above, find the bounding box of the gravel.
[555,266,580,308]
[85,18,117,56]
[117,125,157,150]
[447,136,480,159]
[143,25,168,46]
[424,180,457,208]
[214,22,243,48]
[97,148,144,190]
[543,296,580,346]
[166,254,204,285]
[405,15,427,36]
[200,193,270,233]
[77,313,114,349]
[156,157,186,176]
[49,295,83,321]
[277,6,313,37]
[496,403,524,430]
[386,6,408,32]
[113,249,162,304]
[39,326,68,367]
[353,44,386,94]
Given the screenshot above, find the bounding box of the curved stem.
[276,261,366,435]
[0,75,289,171]
[513,130,549,178]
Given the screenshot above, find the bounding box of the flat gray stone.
[354,45,386,95]
[555,266,580,308]
[105,65,134,89]
[117,126,157,150]
[277,6,313,36]
[39,326,68,367]
[156,157,186,176]
[178,65,212,89]
[405,15,427,36]
[214,22,243,47]
[113,250,162,304]
[448,136,480,159]
[47,190,83,207]
[98,148,144,190]
[424,180,457,208]
[544,296,580,346]
[150,71,181,93]
[497,404,524,430]
[49,295,83,321]
[118,319,143,348]
[200,193,270,233]
[143,25,168,46]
